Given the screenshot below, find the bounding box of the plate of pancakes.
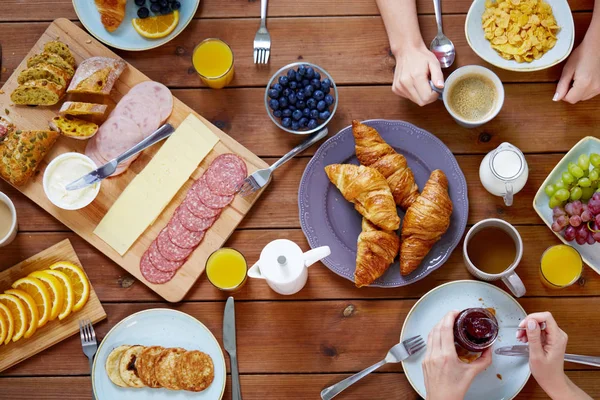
[92,308,226,399]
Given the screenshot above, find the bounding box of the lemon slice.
[44,269,74,320]
[132,10,179,39]
[0,293,26,342]
[4,289,38,339]
[29,270,65,321]
[0,302,14,344]
[49,262,90,312]
[12,277,52,328]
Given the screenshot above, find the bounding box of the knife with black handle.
[224,296,242,400]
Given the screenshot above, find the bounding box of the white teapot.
[248,239,330,295]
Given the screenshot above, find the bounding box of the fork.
[238,128,328,196]
[320,336,426,400]
[253,0,271,64]
[79,319,98,400]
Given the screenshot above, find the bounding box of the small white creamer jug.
[479,142,529,206]
[248,239,330,295]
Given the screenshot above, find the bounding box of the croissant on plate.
[324,164,400,231]
[400,169,453,275]
[95,0,127,32]
[355,218,400,288]
[352,120,420,210]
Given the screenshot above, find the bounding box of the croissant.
[95,0,127,32]
[352,120,420,210]
[400,169,453,275]
[325,164,400,231]
[355,218,400,288]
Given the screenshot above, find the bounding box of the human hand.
[423,311,492,400]
[554,38,600,104]
[392,44,444,106]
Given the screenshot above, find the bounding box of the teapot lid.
[257,239,305,283]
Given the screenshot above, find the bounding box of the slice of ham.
[95,116,143,162]
[111,94,161,138]
[126,81,173,123]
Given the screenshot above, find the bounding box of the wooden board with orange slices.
[0,239,105,373]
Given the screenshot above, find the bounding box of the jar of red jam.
[454,308,499,352]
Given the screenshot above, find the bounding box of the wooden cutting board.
[0,18,270,302]
[0,239,106,373]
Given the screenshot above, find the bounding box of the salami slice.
[206,154,248,196]
[140,251,176,284]
[184,188,221,218]
[96,116,143,161]
[194,175,233,209]
[127,81,173,123]
[148,240,183,272]
[167,216,205,249]
[176,204,216,232]
[111,94,161,138]
[156,228,193,262]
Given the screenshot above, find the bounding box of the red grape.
[581,210,593,222]
[565,202,575,216]
[594,231,600,242]
[564,226,576,241]
[587,232,596,245]
[588,198,600,215]
[570,215,583,227]
[596,214,600,227]
[552,206,566,218]
[571,200,584,216]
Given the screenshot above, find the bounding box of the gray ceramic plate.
[299,120,469,287]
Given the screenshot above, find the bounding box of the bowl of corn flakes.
[465,0,574,71]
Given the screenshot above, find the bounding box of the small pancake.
[136,345,164,388]
[118,345,146,388]
[155,347,186,390]
[105,345,130,388]
[175,350,215,392]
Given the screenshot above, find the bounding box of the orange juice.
[206,248,247,291]
[192,39,234,89]
[540,245,582,288]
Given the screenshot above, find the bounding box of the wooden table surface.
[1,1,600,399]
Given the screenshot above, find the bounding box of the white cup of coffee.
[0,192,17,248]
[463,218,526,297]
[431,65,504,128]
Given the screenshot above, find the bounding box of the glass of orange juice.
[206,248,248,291]
[539,244,583,289]
[192,38,234,89]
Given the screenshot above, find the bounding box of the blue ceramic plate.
[298,120,469,287]
[73,0,200,51]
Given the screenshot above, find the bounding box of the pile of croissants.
[325,120,453,287]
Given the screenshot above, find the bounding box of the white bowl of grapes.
[534,136,600,274]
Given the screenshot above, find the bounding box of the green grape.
[545,184,557,197]
[549,196,563,208]
[579,177,592,187]
[570,186,583,201]
[582,187,595,201]
[554,180,567,190]
[590,169,599,182]
[555,188,570,201]
[590,153,600,168]
[568,162,578,175]
[571,165,585,179]
[578,154,590,170]
[562,171,575,185]
[597,187,600,193]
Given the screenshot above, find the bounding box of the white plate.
[401,281,530,400]
[73,0,200,51]
[465,0,574,72]
[92,309,226,400]
[533,136,600,275]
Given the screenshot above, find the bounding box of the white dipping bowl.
[43,152,101,211]
[465,0,574,72]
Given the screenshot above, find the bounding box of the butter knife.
[495,345,600,367]
[224,296,242,400]
[65,123,175,191]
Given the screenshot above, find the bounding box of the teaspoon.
[430,0,456,68]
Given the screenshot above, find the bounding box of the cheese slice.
[94,114,219,255]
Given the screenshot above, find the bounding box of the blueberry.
[159,0,168,6]
[135,0,146,5]
[302,79,310,87]
[306,67,315,79]
[303,107,311,118]
[314,90,325,101]
[282,109,292,117]
[289,105,297,111]
[268,99,279,110]
[298,65,306,76]
[287,69,297,80]
[311,78,321,88]
[325,94,334,106]
[310,109,319,119]
[282,117,292,128]
[296,100,306,109]
[171,0,181,10]
[273,110,283,118]
[278,96,288,108]
[296,90,305,101]
[319,110,331,120]
[150,3,161,12]
[321,78,331,89]
[268,89,280,99]
[314,71,321,80]
[299,117,308,128]
[279,76,289,87]
[306,98,317,109]
[137,6,150,17]
[292,109,303,121]
[283,87,292,97]
[304,85,314,97]
[289,81,297,89]
[291,121,300,131]
[317,100,327,111]
[288,92,297,104]
[323,86,331,94]
[295,73,302,82]
[273,83,283,93]
[307,119,318,130]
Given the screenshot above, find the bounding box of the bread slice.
[59,101,107,118]
[18,63,71,87]
[67,56,126,95]
[10,79,65,106]
[27,51,74,77]
[43,40,76,67]
[50,115,99,140]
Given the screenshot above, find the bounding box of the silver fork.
[238,128,328,196]
[253,0,271,64]
[320,336,426,400]
[79,319,98,400]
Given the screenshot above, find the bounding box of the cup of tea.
[431,65,504,128]
[0,192,17,248]
[463,218,526,297]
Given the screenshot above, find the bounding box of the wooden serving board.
[0,18,270,302]
[0,239,106,373]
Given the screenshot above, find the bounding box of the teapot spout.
[304,246,331,267]
[248,263,265,279]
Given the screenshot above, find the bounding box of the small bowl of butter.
[43,152,100,211]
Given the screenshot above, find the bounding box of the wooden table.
[1,1,599,399]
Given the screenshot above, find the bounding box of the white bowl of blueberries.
[265,62,337,135]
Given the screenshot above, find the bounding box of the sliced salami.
[206,154,248,196]
[96,116,143,161]
[127,81,173,123]
[167,216,205,249]
[193,175,234,209]
[184,188,221,218]
[156,228,193,262]
[140,251,176,284]
[148,240,183,272]
[176,204,216,232]
[111,94,161,138]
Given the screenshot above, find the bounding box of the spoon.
[430,0,456,68]
[480,318,547,331]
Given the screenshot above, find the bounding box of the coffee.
[447,73,497,122]
[466,227,516,274]
[0,200,13,240]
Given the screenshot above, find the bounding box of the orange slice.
[132,10,179,39]
[29,270,65,321]
[12,277,52,327]
[44,269,74,320]
[0,293,26,342]
[0,302,14,344]
[49,262,89,312]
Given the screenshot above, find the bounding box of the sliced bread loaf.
[50,115,99,140]
[43,40,76,67]
[59,101,108,117]
[27,51,74,77]
[17,63,71,87]
[67,56,126,95]
[10,79,65,106]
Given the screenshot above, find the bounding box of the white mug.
[432,65,505,128]
[463,218,526,297]
[0,192,17,248]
